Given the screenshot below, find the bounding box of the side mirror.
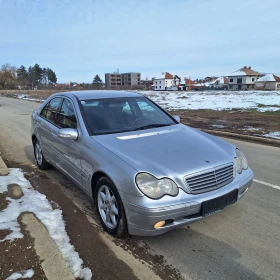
[173,115,180,123]
[58,128,78,140]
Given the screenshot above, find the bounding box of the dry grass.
[0,89,59,100]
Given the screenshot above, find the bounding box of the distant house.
[182,78,205,90]
[55,83,73,90]
[209,76,229,89]
[227,66,263,90]
[153,72,180,91]
[255,74,280,90]
[184,78,196,90]
[141,79,153,90]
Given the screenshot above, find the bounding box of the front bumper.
[121,169,254,236]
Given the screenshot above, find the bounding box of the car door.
[37,97,63,163]
[51,97,83,186]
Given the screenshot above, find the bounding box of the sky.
[0,0,280,83]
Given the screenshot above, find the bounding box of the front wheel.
[33,139,52,170]
[95,177,128,237]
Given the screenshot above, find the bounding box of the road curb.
[201,129,280,147]
[0,156,9,176]
[21,213,75,280]
[0,156,74,279]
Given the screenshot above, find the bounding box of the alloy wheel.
[35,142,43,165]
[97,185,119,229]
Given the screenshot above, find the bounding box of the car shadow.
[24,145,36,165]
[134,217,264,280]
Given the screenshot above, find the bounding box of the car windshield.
[80,97,176,135]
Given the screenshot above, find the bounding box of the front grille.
[185,163,234,194]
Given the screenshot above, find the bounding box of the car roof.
[55,90,143,100]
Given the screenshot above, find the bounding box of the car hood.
[92,124,235,184]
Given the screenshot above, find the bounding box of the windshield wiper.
[133,123,172,131]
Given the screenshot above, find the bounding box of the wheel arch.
[91,170,115,199]
[32,134,37,145]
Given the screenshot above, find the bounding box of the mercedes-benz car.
[31,91,254,236]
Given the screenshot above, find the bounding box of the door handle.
[52,131,58,137]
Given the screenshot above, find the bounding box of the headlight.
[135,173,179,199]
[234,149,248,176]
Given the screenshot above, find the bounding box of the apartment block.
[105,73,122,87]
[105,72,141,88]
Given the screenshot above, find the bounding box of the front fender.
[80,137,143,197]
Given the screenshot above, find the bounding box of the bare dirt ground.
[0,202,47,280]
[170,109,280,137]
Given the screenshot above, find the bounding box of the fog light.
[154,221,165,229]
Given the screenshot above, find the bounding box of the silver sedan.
[31,91,254,236]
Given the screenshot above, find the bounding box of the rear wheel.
[33,139,52,170]
[95,176,128,237]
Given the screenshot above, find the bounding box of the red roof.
[184,78,195,85]
[165,72,173,79]
[273,74,280,82]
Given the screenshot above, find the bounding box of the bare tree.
[0,63,17,89]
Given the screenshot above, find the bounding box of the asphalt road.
[0,96,280,280]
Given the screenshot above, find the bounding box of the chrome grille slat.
[188,176,216,187]
[215,168,233,177]
[185,163,234,194]
[187,175,216,185]
[192,185,219,194]
[217,176,233,186]
[189,172,215,181]
[215,171,233,181]
[215,167,232,174]
[190,182,218,191]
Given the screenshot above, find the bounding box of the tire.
[95,176,128,237]
[33,139,52,170]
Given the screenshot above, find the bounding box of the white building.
[255,74,280,90]
[153,72,180,91]
[227,66,263,90]
[209,76,229,89]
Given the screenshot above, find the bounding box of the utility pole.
[189,76,191,91]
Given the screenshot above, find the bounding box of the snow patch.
[210,124,227,128]
[17,94,43,103]
[138,90,280,112]
[262,132,280,139]
[242,126,260,131]
[257,74,278,82]
[6,269,34,280]
[0,169,92,280]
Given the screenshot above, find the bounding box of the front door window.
[40,97,63,126]
[57,99,78,129]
